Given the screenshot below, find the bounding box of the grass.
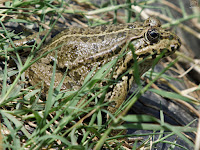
[0,0,199,149]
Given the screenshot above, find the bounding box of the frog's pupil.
[150,31,159,38]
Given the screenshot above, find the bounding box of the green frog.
[14,17,181,113]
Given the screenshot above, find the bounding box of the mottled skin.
[20,17,181,113]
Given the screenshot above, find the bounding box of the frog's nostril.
[177,44,180,50]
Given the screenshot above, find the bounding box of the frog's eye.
[145,29,160,43]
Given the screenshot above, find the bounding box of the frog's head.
[133,17,181,60]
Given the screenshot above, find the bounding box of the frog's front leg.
[107,73,134,114]
[106,74,134,143]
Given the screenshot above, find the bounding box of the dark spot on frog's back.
[70,27,80,34]
[117,32,126,38]
[115,24,127,31]
[96,57,103,62]
[100,25,107,32]
[90,26,96,30]
[98,35,105,41]
[80,37,89,43]
[78,28,84,34]
[127,24,135,29]
[73,71,82,81]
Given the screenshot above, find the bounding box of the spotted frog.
[16,17,181,112]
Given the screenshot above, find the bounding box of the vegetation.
[0,0,199,149]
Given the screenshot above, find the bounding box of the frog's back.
[39,22,144,68]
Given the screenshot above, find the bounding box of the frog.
[14,17,181,113]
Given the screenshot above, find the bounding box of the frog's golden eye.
[145,29,160,43]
